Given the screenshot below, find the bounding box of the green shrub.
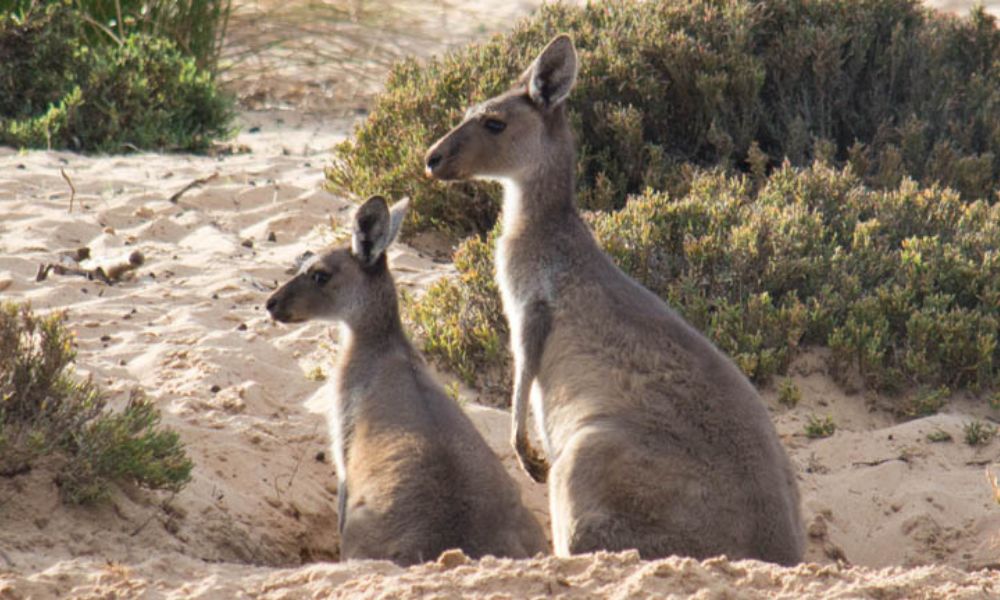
[405,230,509,395]
[406,163,1000,403]
[926,429,952,443]
[0,1,233,152]
[0,302,192,503]
[778,379,802,408]
[898,386,949,419]
[963,419,996,446]
[331,0,1000,237]
[0,0,231,71]
[805,415,837,439]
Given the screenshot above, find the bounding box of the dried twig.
[988,468,1000,505]
[852,456,909,468]
[273,423,319,502]
[169,172,220,204]
[60,168,76,213]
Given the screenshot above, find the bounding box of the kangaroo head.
[424,34,578,183]
[266,195,409,324]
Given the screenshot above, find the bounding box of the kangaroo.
[424,35,804,564]
[266,196,548,566]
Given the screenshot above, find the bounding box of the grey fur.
[424,35,805,565]
[266,196,548,566]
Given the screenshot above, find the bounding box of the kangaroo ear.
[522,34,577,110]
[351,195,391,265]
[386,197,409,247]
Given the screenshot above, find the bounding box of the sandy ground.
[2,1,1000,598]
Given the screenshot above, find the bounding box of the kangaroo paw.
[515,439,550,483]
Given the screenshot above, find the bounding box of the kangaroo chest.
[496,235,558,312]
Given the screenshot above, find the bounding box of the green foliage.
[0,1,233,152]
[0,0,231,71]
[805,415,837,439]
[963,419,996,446]
[778,379,802,408]
[405,230,509,393]
[331,0,1000,236]
[407,163,1000,403]
[0,302,192,503]
[926,429,952,443]
[899,386,950,419]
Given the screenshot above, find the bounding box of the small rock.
[315,451,326,463]
[164,519,180,535]
[210,384,222,394]
[100,335,112,342]
[436,549,470,570]
[808,515,828,539]
[237,323,248,331]
[103,226,116,235]
[241,239,254,249]
[267,231,277,243]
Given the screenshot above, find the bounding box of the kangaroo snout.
[265,286,302,323]
[425,151,443,174]
[423,136,465,180]
[265,290,287,322]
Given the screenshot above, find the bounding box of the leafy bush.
[805,415,837,439]
[330,0,1000,237]
[926,429,952,442]
[405,229,509,392]
[778,379,802,408]
[0,1,233,152]
[0,0,232,72]
[0,302,192,504]
[963,419,996,446]
[406,163,1000,402]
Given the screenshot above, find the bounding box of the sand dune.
[1,110,998,599]
[2,1,999,597]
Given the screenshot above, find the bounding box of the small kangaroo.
[266,196,548,566]
[424,35,804,564]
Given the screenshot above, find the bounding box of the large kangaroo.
[424,36,804,564]
[266,196,547,566]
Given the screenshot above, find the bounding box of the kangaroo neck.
[336,284,409,376]
[500,142,577,236]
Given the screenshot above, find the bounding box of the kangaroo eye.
[483,118,506,133]
[311,270,331,286]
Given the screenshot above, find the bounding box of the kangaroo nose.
[265,296,277,313]
[425,152,443,172]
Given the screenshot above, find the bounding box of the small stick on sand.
[988,468,1000,505]
[169,172,219,204]
[60,168,76,213]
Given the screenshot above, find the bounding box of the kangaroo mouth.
[424,163,467,182]
[267,309,306,324]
